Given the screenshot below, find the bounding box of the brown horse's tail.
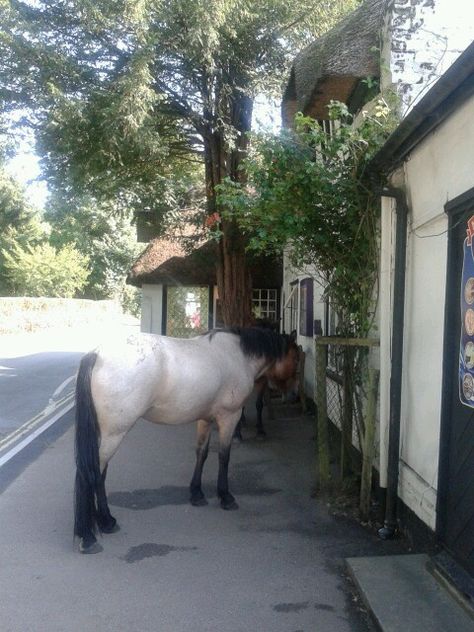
[74,352,100,542]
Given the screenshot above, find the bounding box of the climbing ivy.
[218,99,395,336]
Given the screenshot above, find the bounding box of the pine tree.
[0,0,357,325]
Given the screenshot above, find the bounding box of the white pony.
[74,327,299,553]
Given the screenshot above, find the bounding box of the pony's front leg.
[189,419,212,506]
[256,388,265,437]
[232,408,245,442]
[216,411,241,510]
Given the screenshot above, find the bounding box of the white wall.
[384,93,474,529]
[281,257,327,398]
[140,284,164,334]
[389,0,474,114]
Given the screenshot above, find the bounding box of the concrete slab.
[346,554,474,632]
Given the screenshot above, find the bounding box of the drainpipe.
[378,187,409,540]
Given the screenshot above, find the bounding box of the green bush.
[2,242,90,298]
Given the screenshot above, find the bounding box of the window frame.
[299,277,314,337]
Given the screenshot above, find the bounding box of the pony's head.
[265,330,300,400]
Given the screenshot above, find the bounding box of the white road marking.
[51,374,76,400]
[0,392,75,469]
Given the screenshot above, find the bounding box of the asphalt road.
[0,324,408,631]
[0,321,139,458]
[0,349,80,437]
[0,402,390,632]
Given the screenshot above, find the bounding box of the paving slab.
[346,554,474,632]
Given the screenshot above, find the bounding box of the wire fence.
[315,336,380,519]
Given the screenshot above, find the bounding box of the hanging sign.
[459,215,474,407]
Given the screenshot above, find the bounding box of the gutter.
[378,187,408,539]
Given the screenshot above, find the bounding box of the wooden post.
[359,367,379,521]
[340,347,354,480]
[315,340,330,491]
[298,347,307,413]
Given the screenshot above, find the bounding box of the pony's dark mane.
[207,327,288,360]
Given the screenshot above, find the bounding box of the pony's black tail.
[74,352,100,541]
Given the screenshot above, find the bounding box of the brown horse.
[236,325,299,439]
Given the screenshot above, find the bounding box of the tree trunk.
[204,92,254,328]
[216,220,253,327]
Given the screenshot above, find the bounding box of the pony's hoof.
[191,496,208,507]
[79,537,103,554]
[190,488,208,506]
[100,520,120,534]
[220,496,239,511]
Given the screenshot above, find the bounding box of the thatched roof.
[282,0,389,125]
[128,240,282,288]
[129,237,186,279]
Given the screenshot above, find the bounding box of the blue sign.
[459,215,474,408]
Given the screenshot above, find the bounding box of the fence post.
[298,347,307,413]
[359,367,379,521]
[341,347,354,480]
[315,338,330,490]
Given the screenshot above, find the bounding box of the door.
[439,188,474,577]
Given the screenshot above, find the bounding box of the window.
[283,282,299,333]
[166,286,210,337]
[252,288,278,322]
[299,278,314,336]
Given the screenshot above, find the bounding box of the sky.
[6,152,48,209]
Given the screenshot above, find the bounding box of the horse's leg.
[95,465,119,534]
[95,430,128,532]
[190,419,212,506]
[233,408,245,441]
[256,381,266,438]
[216,411,241,510]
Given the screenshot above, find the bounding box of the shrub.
[2,242,90,298]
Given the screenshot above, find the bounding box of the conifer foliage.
[0,0,356,324]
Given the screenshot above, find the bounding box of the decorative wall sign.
[459,215,474,407]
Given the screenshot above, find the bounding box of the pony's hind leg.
[216,411,241,510]
[94,429,128,535]
[96,466,119,534]
[190,419,212,506]
[255,380,267,438]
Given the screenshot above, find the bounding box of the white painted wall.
[140,284,164,334]
[384,93,474,529]
[280,0,474,531]
[378,195,397,488]
[281,257,327,398]
[389,0,474,114]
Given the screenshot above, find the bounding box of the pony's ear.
[289,329,297,342]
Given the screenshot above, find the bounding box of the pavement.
[0,390,413,632]
[347,554,474,632]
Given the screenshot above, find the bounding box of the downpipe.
[378,187,409,540]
